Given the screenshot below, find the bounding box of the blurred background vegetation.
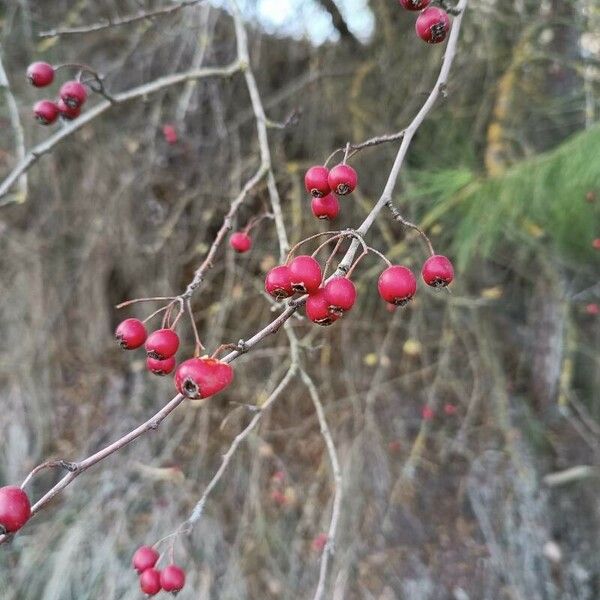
[0,0,599,598]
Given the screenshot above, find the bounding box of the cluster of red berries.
[26,61,88,124]
[0,486,31,535]
[115,319,234,400]
[305,163,358,220]
[132,546,186,596]
[399,0,452,44]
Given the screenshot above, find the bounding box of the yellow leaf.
[481,286,503,300]
[403,339,422,356]
[363,353,378,366]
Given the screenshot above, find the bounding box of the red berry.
[311,193,340,220]
[230,232,252,253]
[585,303,599,316]
[132,546,159,574]
[416,7,451,44]
[399,0,431,10]
[378,266,417,305]
[421,406,435,421]
[57,99,81,121]
[289,255,322,294]
[26,62,54,87]
[444,403,458,416]
[324,277,356,315]
[312,533,328,553]
[140,568,162,596]
[304,166,331,198]
[145,329,180,360]
[60,80,88,109]
[306,288,339,326]
[33,100,59,125]
[0,486,31,533]
[115,318,148,350]
[265,265,294,300]
[160,565,186,593]
[593,239,600,250]
[421,255,454,287]
[147,355,176,376]
[174,357,234,399]
[162,124,178,144]
[328,164,357,196]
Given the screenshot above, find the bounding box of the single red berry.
[230,232,252,253]
[592,238,600,250]
[57,98,81,121]
[416,7,451,44]
[585,303,599,316]
[289,255,322,294]
[311,193,340,220]
[0,486,31,533]
[378,266,417,305]
[60,80,88,109]
[174,357,234,399]
[327,164,357,196]
[271,470,286,483]
[399,0,431,10]
[140,568,162,596]
[271,489,287,506]
[324,277,356,315]
[422,406,435,421]
[304,166,331,198]
[306,288,339,326]
[115,318,148,350]
[265,265,294,300]
[312,533,328,553]
[422,255,454,287]
[162,124,178,144]
[33,100,59,125]
[26,61,54,87]
[147,355,176,376]
[145,329,180,360]
[160,565,186,593]
[132,546,159,574]
[444,403,458,416]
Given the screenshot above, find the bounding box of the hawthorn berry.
[265,265,294,300]
[132,546,159,574]
[306,289,339,326]
[399,0,431,10]
[324,277,356,315]
[33,100,59,125]
[145,329,180,360]
[304,166,331,198]
[585,303,599,316]
[26,61,54,87]
[416,7,451,44]
[421,405,435,421]
[311,193,340,220]
[0,486,31,533]
[312,533,328,553]
[162,124,178,144]
[378,266,417,305]
[421,255,454,287]
[147,356,176,376]
[174,357,234,399]
[327,164,357,196]
[139,568,162,596]
[115,318,148,350]
[593,238,600,250]
[59,80,88,109]
[230,232,252,253]
[57,99,81,121]
[160,565,186,593]
[288,255,322,294]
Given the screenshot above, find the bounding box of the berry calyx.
[324,277,356,315]
[174,357,234,400]
[230,232,252,253]
[265,265,294,300]
[145,329,180,360]
[139,568,162,596]
[57,99,81,121]
[399,0,431,10]
[115,318,148,350]
[416,7,451,44]
[421,255,454,288]
[311,193,340,220]
[147,356,176,376]
[33,100,59,125]
[378,266,417,306]
[59,80,88,109]
[26,62,54,87]
[288,255,322,294]
[327,164,357,196]
[132,546,159,574]
[160,565,186,593]
[306,288,339,326]
[0,486,31,533]
[304,166,331,198]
